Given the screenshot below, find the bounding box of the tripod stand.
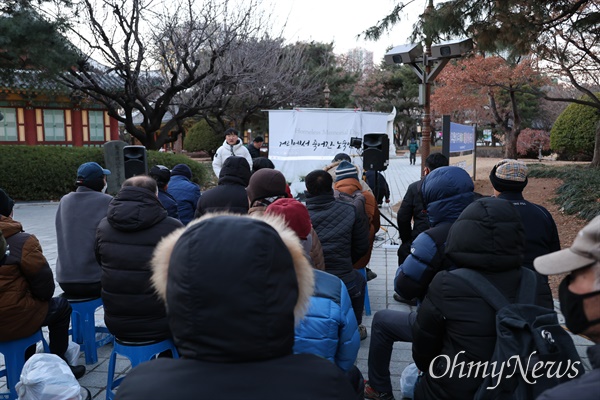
[372,172,399,246]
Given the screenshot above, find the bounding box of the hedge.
[528,163,600,221]
[0,145,209,201]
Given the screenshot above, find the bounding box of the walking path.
[3,154,593,399]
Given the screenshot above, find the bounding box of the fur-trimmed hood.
[151,212,314,363]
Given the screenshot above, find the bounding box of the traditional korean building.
[0,71,119,146]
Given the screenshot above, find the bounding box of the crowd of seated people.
[1,155,595,400]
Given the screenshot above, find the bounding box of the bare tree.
[59,0,272,150]
[198,37,322,133]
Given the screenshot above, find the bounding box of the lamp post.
[323,83,331,108]
[417,0,434,176]
[384,0,472,176]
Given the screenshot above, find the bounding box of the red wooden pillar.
[71,109,83,147]
[109,115,119,141]
[23,107,37,145]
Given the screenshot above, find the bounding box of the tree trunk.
[504,129,519,159]
[591,121,600,167]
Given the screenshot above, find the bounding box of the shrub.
[517,129,551,158]
[183,120,222,156]
[528,163,600,221]
[0,145,208,201]
[550,98,599,161]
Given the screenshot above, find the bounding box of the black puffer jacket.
[195,156,251,218]
[96,186,183,341]
[412,197,554,400]
[305,192,369,284]
[396,179,428,264]
[115,214,355,400]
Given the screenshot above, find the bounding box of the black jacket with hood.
[115,214,356,400]
[95,186,183,341]
[412,197,554,400]
[195,156,251,218]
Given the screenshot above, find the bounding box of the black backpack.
[452,267,584,400]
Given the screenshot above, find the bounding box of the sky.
[268,0,433,63]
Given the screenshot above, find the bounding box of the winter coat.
[0,216,54,341]
[306,192,369,284]
[293,269,360,371]
[212,139,252,178]
[307,228,326,271]
[95,186,183,341]
[497,191,560,309]
[334,178,380,269]
[365,170,390,204]
[409,142,418,153]
[157,189,179,221]
[55,186,112,284]
[246,143,261,158]
[115,213,355,400]
[395,166,474,301]
[537,343,600,400]
[412,197,554,400]
[396,179,429,264]
[167,175,201,225]
[195,156,251,218]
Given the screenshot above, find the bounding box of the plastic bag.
[400,363,419,399]
[64,341,81,366]
[16,354,82,400]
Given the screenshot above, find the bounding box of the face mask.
[558,276,600,334]
[102,183,108,194]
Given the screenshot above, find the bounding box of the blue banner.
[450,122,475,152]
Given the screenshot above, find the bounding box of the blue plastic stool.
[0,330,49,400]
[106,338,178,400]
[60,295,113,365]
[359,268,371,316]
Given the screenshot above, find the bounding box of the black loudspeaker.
[123,145,148,178]
[363,133,389,171]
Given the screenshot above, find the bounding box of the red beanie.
[266,198,312,240]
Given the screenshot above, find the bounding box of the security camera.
[430,38,473,59]
[384,43,423,65]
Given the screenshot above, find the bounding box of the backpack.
[452,268,584,400]
[334,189,368,227]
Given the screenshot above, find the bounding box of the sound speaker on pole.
[363,133,389,171]
[123,145,148,178]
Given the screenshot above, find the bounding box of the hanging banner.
[267,108,395,194]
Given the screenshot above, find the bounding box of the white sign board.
[268,108,395,194]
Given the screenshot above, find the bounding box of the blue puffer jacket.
[294,270,360,371]
[395,167,474,301]
[158,189,179,221]
[167,170,201,225]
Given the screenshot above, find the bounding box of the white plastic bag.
[400,362,419,399]
[16,354,82,400]
[65,340,81,365]
[64,341,81,366]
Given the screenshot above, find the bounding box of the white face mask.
[102,183,108,193]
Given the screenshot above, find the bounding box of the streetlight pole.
[323,83,331,108]
[420,0,434,177]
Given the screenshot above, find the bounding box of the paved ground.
[2,154,593,399]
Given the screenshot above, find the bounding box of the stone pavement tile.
[79,370,110,390]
